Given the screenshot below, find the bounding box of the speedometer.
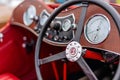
[84,14,110,44]
[23,5,36,26]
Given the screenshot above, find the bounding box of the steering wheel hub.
[66,41,82,62]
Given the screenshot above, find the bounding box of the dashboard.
[10,0,120,54]
[39,10,76,45]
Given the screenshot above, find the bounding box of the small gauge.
[23,5,36,26]
[84,14,110,44]
[40,14,48,26]
[62,19,72,31]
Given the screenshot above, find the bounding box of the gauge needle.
[88,20,102,34]
[93,27,101,41]
[87,30,97,34]
[97,20,102,29]
[93,20,102,41]
[93,32,98,41]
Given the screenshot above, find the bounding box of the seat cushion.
[0,73,19,80]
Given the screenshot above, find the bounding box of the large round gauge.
[62,19,72,31]
[23,5,36,26]
[84,14,110,44]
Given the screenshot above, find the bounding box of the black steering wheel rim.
[35,0,120,80]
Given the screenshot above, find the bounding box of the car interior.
[0,0,120,80]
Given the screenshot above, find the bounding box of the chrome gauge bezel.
[23,5,36,26]
[84,14,111,44]
[62,19,72,31]
[39,10,49,26]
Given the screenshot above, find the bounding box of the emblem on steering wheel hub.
[66,41,82,62]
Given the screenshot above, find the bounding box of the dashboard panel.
[11,0,53,30]
[10,0,120,54]
[39,10,76,45]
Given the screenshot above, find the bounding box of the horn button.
[66,41,82,62]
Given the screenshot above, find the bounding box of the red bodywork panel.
[0,23,103,80]
[0,23,37,80]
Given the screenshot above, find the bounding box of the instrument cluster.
[11,0,77,45]
[20,3,111,45]
[36,10,76,45]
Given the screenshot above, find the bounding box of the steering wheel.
[35,0,120,80]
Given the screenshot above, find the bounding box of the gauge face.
[23,5,36,26]
[40,14,48,26]
[40,10,49,26]
[84,14,110,44]
[62,19,72,31]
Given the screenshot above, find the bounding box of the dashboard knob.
[34,26,38,31]
[31,15,39,22]
[72,24,77,30]
[54,35,59,41]
[63,36,68,40]
[34,26,41,34]
[50,21,61,30]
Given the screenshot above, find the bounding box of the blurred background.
[0,0,120,28]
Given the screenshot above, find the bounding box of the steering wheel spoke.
[38,51,66,65]
[73,3,88,42]
[77,57,98,80]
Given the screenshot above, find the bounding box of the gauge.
[62,19,72,31]
[40,14,48,26]
[84,14,110,44]
[23,5,36,26]
[40,10,49,26]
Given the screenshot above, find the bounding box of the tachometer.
[23,5,36,26]
[84,14,110,44]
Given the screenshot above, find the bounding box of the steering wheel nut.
[66,41,82,62]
